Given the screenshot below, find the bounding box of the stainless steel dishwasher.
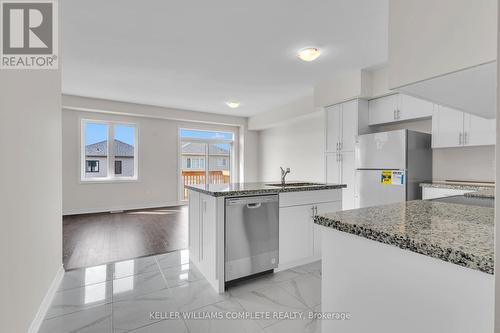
[225,195,279,282]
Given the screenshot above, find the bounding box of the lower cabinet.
[188,191,217,278]
[279,194,342,268]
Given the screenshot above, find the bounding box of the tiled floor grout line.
[153,255,192,333]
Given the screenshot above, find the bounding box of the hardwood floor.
[63,206,188,270]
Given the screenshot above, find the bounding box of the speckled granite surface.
[314,200,494,274]
[185,182,346,197]
[420,182,494,191]
[465,189,495,199]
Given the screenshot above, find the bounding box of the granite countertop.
[314,200,494,274]
[420,181,494,191]
[465,189,495,199]
[185,182,346,197]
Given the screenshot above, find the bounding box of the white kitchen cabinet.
[198,194,217,278]
[368,94,399,125]
[398,94,434,121]
[432,105,463,148]
[422,187,476,200]
[325,153,341,184]
[325,152,356,210]
[432,105,495,148]
[279,190,342,269]
[279,204,314,265]
[368,94,433,125]
[340,100,359,152]
[326,104,342,152]
[325,99,368,211]
[325,99,368,152]
[464,113,496,146]
[188,191,218,282]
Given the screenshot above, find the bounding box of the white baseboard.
[63,201,187,215]
[28,265,64,333]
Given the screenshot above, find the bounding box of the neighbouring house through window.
[179,128,234,200]
[82,120,137,181]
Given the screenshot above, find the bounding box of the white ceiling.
[62,0,388,116]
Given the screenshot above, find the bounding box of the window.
[86,160,99,172]
[114,160,122,175]
[82,120,137,181]
[180,129,234,200]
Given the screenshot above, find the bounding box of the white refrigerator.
[355,129,432,208]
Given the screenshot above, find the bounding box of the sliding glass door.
[180,129,234,200]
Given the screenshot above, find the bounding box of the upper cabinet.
[368,94,433,126]
[464,112,496,146]
[325,99,368,152]
[432,105,495,148]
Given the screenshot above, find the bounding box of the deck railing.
[182,170,230,199]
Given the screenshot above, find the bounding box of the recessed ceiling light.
[297,47,321,62]
[226,101,240,108]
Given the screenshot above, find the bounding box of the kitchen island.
[185,182,346,293]
[314,200,494,333]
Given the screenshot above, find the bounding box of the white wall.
[248,94,315,131]
[62,108,248,214]
[313,69,371,107]
[258,112,325,182]
[433,146,496,183]
[0,55,62,332]
[389,0,497,89]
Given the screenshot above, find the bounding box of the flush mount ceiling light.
[225,101,240,108]
[297,47,321,62]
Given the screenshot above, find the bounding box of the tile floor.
[40,249,322,333]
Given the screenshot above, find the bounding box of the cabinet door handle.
[336,142,339,151]
[311,206,315,218]
[397,109,401,120]
[339,142,342,150]
[459,132,463,145]
[393,110,396,120]
[314,206,318,215]
[464,132,468,145]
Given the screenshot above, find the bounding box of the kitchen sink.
[265,182,322,187]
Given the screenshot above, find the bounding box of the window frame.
[81,119,139,183]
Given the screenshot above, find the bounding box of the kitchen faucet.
[280,167,291,185]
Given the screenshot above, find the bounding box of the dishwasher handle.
[246,203,262,209]
[226,195,278,206]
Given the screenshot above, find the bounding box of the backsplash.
[433,146,495,183]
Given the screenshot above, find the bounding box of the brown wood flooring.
[63,206,188,270]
